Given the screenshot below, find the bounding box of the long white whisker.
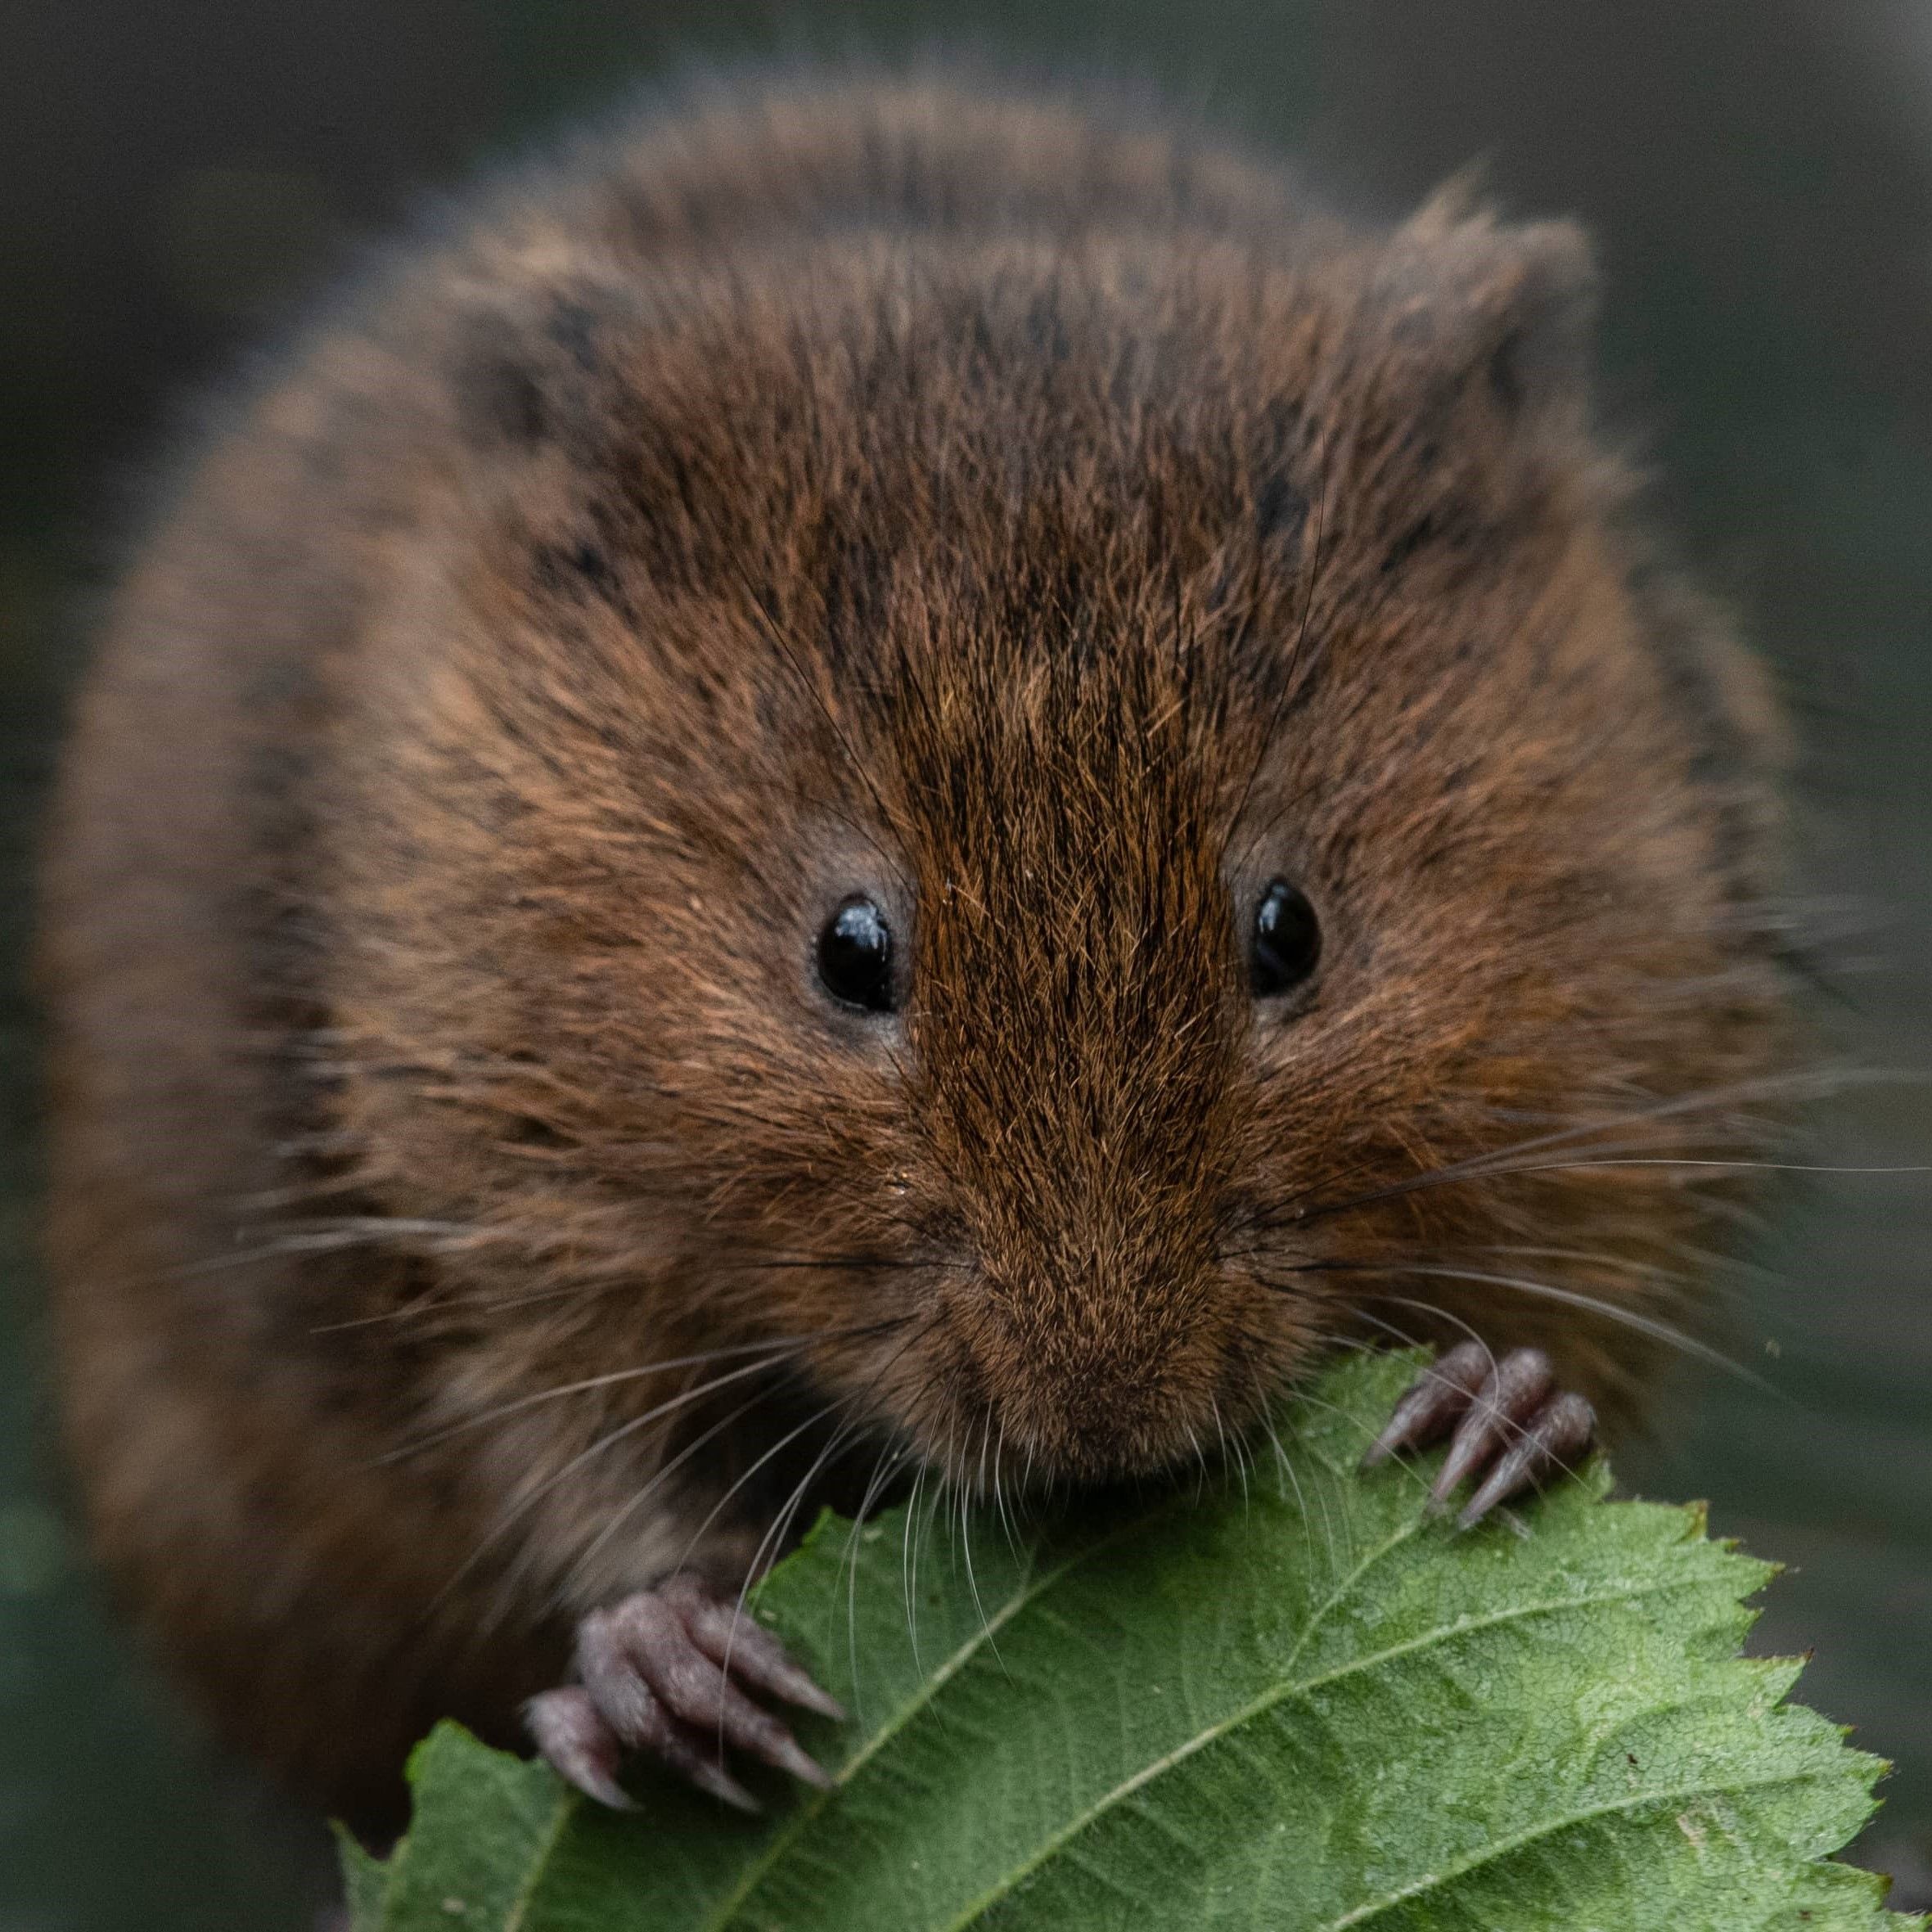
[1274,1068,1902,1227]
[901,1459,927,1678]
[373,1328,889,1467]
[718,1415,870,1759]
[843,1441,916,1723]
[480,1379,780,1628]
[1368,1264,1777,1392]
[720,1310,945,1725]
[666,1401,847,1592]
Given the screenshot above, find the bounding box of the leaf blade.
[346,1351,1914,1930]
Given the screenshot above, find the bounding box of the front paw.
[1360,1341,1596,1528]
[525,1572,846,1812]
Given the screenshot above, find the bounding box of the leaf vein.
[502,1786,576,1932]
[703,1492,1200,1929]
[938,1573,1705,1930]
[1314,1768,1844,1929]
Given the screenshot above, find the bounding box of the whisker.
[1210,1394,1250,1524]
[453,1317,903,1623]
[1470,1240,1773,1307]
[990,1421,1021,1560]
[958,1435,999,1674]
[372,1334,845,1468]
[718,1310,947,1719]
[604,1400,851,1644]
[1242,1355,1349,1575]
[902,1457,928,1678]
[842,1439,916,1722]
[1250,1394,1313,1562]
[723,1255,968,1276]
[1350,1299,1494,1377]
[1344,1263,1777,1393]
[474,1380,781,1628]
[1473,1157,1928,1177]
[1256,1069,1901,1230]
[1183,1421,1209,1504]
[717,1414,871,1758]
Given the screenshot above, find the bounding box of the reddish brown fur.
[39,72,1791,1826]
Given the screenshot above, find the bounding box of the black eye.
[1250,879,1321,998]
[817,896,897,1014]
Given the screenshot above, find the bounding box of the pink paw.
[525,1572,845,1811]
[1361,1341,1596,1528]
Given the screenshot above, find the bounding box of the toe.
[525,1686,634,1810]
[1361,1340,1491,1468]
[584,1589,831,1789]
[565,1627,767,1813]
[1457,1389,1596,1529]
[646,1721,763,1813]
[660,1573,848,1720]
[1430,1347,1555,1509]
[575,1602,669,1746]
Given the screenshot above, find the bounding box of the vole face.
[339,213,1786,1503]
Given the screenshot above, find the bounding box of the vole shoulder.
[40,70,1793,1828]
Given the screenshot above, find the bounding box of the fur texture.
[39,72,1792,1826]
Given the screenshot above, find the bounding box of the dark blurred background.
[3,2,1930,1925]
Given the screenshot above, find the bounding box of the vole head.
[328,191,1790,1508]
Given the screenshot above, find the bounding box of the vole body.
[41,72,1792,1828]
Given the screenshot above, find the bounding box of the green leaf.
[345,1351,1914,1930]
[333,1824,390,1926]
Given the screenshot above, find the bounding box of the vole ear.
[1380,184,1600,437]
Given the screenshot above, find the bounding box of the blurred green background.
[3,2,1930,1925]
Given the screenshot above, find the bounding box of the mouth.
[820,1254,1311,1495]
[902,1339,1268,1493]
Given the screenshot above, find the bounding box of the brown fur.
[38,71,1792,1828]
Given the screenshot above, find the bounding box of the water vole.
[39,70,1794,1826]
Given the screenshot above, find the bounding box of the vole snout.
[929,1260,1244,1484]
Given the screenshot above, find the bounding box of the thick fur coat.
[40,73,1791,1826]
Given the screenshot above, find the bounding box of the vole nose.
[970,1280,1213,1480]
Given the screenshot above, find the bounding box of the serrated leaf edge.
[930,1569,1784,1930]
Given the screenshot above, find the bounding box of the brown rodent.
[39,70,1795,1831]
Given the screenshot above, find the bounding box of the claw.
[525,1686,636,1810]
[1429,1348,1554,1511]
[759,1728,835,1790]
[1360,1340,1490,1467]
[1457,1389,1596,1529]
[669,1747,763,1815]
[660,1574,849,1721]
